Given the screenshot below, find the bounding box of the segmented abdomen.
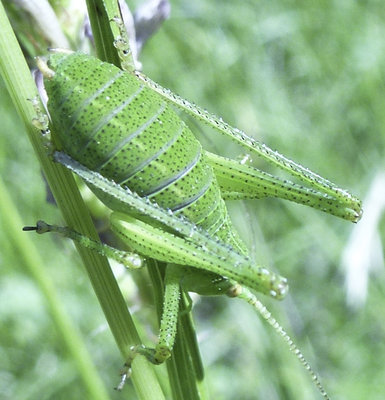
[46,53,244,251]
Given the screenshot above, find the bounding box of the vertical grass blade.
[0,175,110,400]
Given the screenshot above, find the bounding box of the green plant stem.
[0,2,164,399]
[85,1,210,397]
[86,0,122,66]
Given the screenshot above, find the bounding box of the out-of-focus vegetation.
[1,1,384,399]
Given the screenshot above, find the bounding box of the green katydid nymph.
[24,18,362,399]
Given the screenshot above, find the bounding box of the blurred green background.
[1,0,384,399]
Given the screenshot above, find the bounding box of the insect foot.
[28,97,54,155]
[110,15,137,71]
[116,344,172,391]
[23,220,51,234]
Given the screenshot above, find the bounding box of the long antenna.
[233,284,330,400]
